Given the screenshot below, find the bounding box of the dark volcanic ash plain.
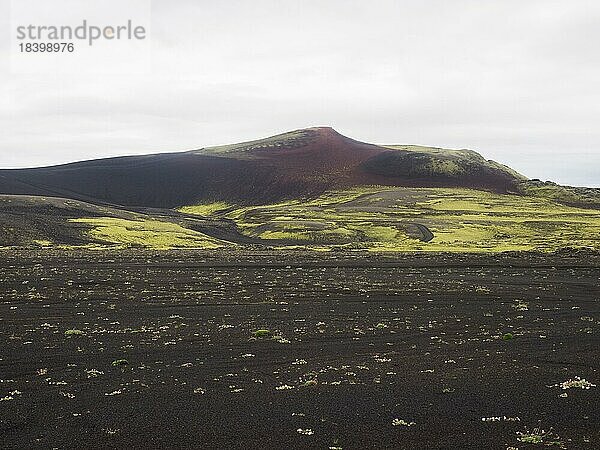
[0,249,598,449]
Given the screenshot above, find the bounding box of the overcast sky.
[1,0,599,186]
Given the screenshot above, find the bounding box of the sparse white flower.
[85,368,104,378]
[550,376,596,390]
[297,428,314,435]
[374,357,391,363]
[105,389,122,396]
[392,418,416,427]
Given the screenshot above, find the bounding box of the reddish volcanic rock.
[0,127,522,207]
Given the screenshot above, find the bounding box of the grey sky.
[1,0,599,186]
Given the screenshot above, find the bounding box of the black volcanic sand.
[0,250,598,449]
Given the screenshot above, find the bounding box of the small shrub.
[85,368,104,378]
[64,329,84,337]
[513,300,529,311]
[553,376,596,390]
[517,427,564,448]
[253,329,272,338]
[502,332,514,341]
[274,335,290,344]
[296,428,314,435]
[392,418,416,427]
[111,359,129,367]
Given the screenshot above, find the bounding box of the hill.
[0,127,527,208]
[0,194,230,249]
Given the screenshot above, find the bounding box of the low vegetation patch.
[64,329,85,336]
[516,427,564,448]
[178,202,231,216]
[111,359,129,367]
[551,376,596,390]
[212,186,600,252]
[253,329,272,338]
[70,217,224,250]
[392,418,416,427]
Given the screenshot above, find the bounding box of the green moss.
[33,239,52,247]
[427,159,464,176]
[178,202,231,216]
[253,329,272,338]
[64,329,84,336]
[259,230,312,240]
[361,225,403,241]
[321,227,355,238]
[223,186,600,253]
[111,359,129,367]
[522,182,584,204]
[70,217,224,250]
[380,145,526,180]
[197,129,311,155]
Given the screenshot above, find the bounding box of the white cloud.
[0,0,599,186]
